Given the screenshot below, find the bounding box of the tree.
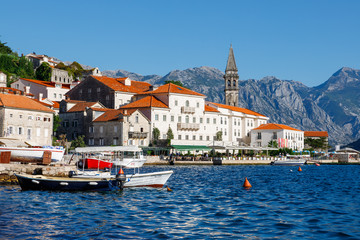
[166,127,174,146]
[53,114,61,133]
[165,80,184,87]
[36,62,52,81]
[152,127,160,141]
[0,41,13,54]
[216,131,222,141]
[70,135,86,149]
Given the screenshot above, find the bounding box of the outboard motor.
[115,168,126,190]
[68,171,76,178]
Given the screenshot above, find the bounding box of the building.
[58,100,106,141]
[65,76,152,109]
[87,108,150,146]
[0,71,7,87]
[0,93,54,146]
[304,131,329,145]
[26,53,59,69]
[51,68,74,84]
[81,67,102,80]
[121,83,268,147]
[224,45,239,107]
[250,123,304,151]
[11,78,70,102]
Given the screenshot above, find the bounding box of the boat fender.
[68,171,76,178]
[77,160,83,168]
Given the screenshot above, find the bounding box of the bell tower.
[224,45,239,107]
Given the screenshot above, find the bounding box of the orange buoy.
[298,166,302,172]
[167,186,172,192]
[315,163,320,166]
[118,168,124,174]
[243,177,252,189]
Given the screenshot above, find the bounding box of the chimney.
[124,109,127,115]
[124,78,131,86]
[39,93,43,100]
[24,86,30,94]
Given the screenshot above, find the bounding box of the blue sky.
[1,0,359,86]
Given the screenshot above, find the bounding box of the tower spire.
[224,45,239,107]
[225,44,237,72]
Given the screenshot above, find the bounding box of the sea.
[0,165,359,239]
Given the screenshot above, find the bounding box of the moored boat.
[0,146,65,162]
[15,173,125,191]
[270,156,307,166]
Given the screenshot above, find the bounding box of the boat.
[76,158,113,170]
[0,146,65,162]
[15,172,126,191]
[73,169,173,188]
[75,146,147,168]
[73,146,173,188]
[270,155,307,166]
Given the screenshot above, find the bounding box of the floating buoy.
[298,166,302,172]
[167,186,172,192]
[290,169,293,172]
[118,168,124,174]
[243,177,252,189]
[315,163,320,166]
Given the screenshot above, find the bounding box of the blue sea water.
[0,165,359,239]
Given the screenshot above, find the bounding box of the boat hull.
[15,174,121,191]
[77,158,113,170]
[0,147,64,162]
[270,160,306,166]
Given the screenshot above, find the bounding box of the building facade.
[0,93,54,146]
[250,123,304,151]
[0,71,7,88]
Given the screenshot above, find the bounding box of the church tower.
[224,45,239,107]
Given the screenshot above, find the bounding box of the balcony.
[177,123,200,131]
[181,106,195,114]
[128,131,148,139]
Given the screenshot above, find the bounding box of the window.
[114,126,118,132]
[175,100,178,106]
[228,80,231,87]
[10,114,13,118]
[28,115,33,120]
[54,93,56,98]
[185,135,189,140]
[135,115,139,123]
[178,116,181,122]
[19,115,23,119]
[99,138,104,145]
[89,126,94,133]
[207,118,210,124]
[100,126,103,133]
[106,95,110,100]
[44,129,48,137]
[192,135,196,140]
[273,132,277,139]
[88,89,92,93]
[79,89,82,94]
[178,135,181,140]
[155,114,159,121]
[207,136,210,141]
[18,127,23,135]
[257,132,261,140]
[37,116,42,121]
[200,118,203,124]
[59,94,62,99]
[97,87,101,93]
[163,115,167,121]
[197,102,199,108]
[193,117,196,123]
[72,120,78,127]
[225,118,227,125]
[213,118,216,124]
[221,117,223,124]
[89,138,94,145]
[186,115,189,123]
[37,128,40,137]
[113,138,118,145]
[200,136,203,140]
[8,126,13,135]
[27,129,32,140]
[234,119,236,125]
[171,116,174,122]
[186,100,189,107]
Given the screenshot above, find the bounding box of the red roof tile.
[209,102,266,117]
[205,105,219,112]
[67,102,99,112]
[304,131,328,137]
[20,78,70,89]
[253,123,302,132]
[0,93,54,113]
[92,76,151,93]
[120,96,168,109]
[93,109,137,122]
[138,83,205,96]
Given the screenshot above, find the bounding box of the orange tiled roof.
[205,105,219,112]
[93,109,137,122]
[209,102,266,117]
[253,123,302,132]
[138,83,205,96]
[52,101,60,109]
[20,78,70,89]
[67,102,99,112]
[121,96,168,109]
[92,76,151,93]
[304,131,328,137]
[0,93,54,113]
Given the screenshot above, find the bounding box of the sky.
[1,0,360,87]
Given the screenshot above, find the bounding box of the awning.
[171,145,211,151]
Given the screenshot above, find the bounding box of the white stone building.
[0,71,7,87]
[0,93,54,146]
[250,123,304,151]
[11,78,70,102]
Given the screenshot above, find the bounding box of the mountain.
[102,66,360,146]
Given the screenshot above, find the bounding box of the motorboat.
[0,146,64,162]
[270,155,307,166]
[15,173,126,191]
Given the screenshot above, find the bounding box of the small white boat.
[0,146,65,162]
[270,155,307,166]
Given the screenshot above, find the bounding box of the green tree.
[166,127,174,146]
[36,62,52,81]
[152,127,160,141]
[70,135,86,149]
[216,131,222,141]
[165,80,184,87]
[0,41,13,54]
[53,114,61,133]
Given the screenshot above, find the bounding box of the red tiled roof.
[92,76,151,93]
[205,104,219,112]
[121,96,168,109]
[52,101,60,109]
[253,123,302,132]
[304,131,328,137]
[209,102,266,117]
[20,78,70,89]
[0,93,54,113]
[93,109,137,122]
[138,83,205,96]
[67,102,99,112]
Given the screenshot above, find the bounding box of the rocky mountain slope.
[103,66,360,147]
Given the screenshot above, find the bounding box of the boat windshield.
[123,151,142,158]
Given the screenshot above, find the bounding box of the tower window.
[233,80,236,86]
[228,80,231,87]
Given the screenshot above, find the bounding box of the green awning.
[171,145,211,151]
